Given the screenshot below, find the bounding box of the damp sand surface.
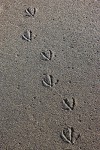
[0,0,100,149]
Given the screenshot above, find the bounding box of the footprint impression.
[61,127,80,144]
[40,50,54,61]
[25,7,37,17]
[62,97,76,111]
[22,30,32,41]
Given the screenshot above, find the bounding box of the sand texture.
[0,0,100,149]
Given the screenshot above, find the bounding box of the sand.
[0,0,100,149]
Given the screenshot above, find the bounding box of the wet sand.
[0,0,100,149]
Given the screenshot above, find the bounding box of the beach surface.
[0,0,100,149]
